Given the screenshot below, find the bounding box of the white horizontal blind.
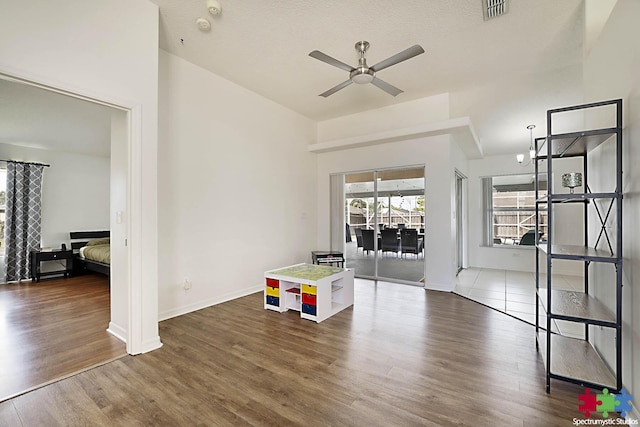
[482,177,494,246]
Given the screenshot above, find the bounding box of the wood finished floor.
[0,274,127,402]
[0,279,588,426]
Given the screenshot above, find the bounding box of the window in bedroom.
[482,173,547,246]
[0,168,5,254]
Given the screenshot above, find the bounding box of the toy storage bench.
[264,263,354,323]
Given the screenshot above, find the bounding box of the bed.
[69,230,110,277]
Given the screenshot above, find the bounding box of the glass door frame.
[340,165,425,286]
[455,170,466,275]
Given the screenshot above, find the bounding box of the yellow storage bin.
[266,286,280,297]
[301,284,317,295]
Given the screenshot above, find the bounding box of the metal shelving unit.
[534,99,623,393]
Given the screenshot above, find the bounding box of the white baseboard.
[108,321,162,355]
[423,282,452,292]
[107,322,127,343]
[158,284,263,321]
[140,337,163,354]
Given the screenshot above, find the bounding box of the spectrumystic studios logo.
[574,388,637,425]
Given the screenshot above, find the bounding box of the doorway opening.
[338,166,425,285]
[0,73,130,401]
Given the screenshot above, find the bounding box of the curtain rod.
[0,159,50,167]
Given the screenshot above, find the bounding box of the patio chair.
[361,229,378,255]
[381,228,400,256]
[400,229,423,258]
[519,230,541,246]
[355,228,363,251]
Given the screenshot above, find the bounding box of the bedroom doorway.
[0,73,132,400]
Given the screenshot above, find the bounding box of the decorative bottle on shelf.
[561,172,582,193]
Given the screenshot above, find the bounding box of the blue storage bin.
[302,303,317,316]
[266,295,279,307]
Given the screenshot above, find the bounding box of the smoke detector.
[206,0,222,15]
[196,17,211,31]
[483,0,508,21]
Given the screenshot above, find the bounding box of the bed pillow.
[86,237,110,246]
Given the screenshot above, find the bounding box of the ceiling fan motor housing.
[351,68,375,84]
[351,41,374,84]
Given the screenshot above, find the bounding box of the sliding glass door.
[341,166,425,285]
[343,171,377,278]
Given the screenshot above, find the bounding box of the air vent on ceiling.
[483,0,508,21]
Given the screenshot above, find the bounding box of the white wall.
[582,0,640,414]
[317,93,450,143]
[584,0,618,56]
[42,153,110,248]
[467,153,584,275]
[157,50,318,320]
[109,110,129,341]
[0,0,160,354]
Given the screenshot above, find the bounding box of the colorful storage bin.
[302,293,317,306]
[301,284,317,295]
[302,303,317,316]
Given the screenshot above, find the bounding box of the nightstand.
[29,249,74,282]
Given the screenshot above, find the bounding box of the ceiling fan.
[309,41,425,97]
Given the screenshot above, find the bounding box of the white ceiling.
[151,0,586,154]
[1,0,591,157]
[0,78,113,157]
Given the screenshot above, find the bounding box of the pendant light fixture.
[517,124,536,166]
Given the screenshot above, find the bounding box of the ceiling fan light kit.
[309,40,425,97]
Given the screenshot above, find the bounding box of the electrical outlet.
[183,277,192,290]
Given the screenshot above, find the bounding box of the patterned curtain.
[3,162,45,282]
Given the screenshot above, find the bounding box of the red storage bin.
[302,293,316,306]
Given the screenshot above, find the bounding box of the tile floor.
[454,267,587,339]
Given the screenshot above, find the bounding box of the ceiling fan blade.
[309,50,355,72]
[370,45,425,72]
[319,79,353,97]
[370,77,403,96]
